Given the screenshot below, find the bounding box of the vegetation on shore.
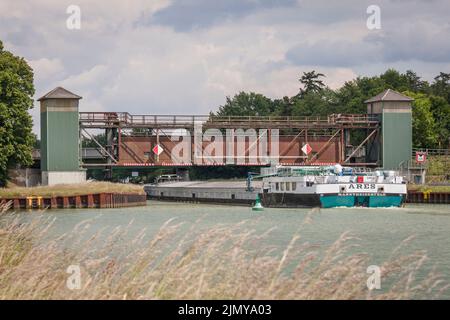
[0,182,145,198]
[425,156,450,184]
[0,40,35,187]
[0,202,447,299]
[408,185,450,193]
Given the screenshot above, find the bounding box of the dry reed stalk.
[0,203,447,300]
[0,182,145,198]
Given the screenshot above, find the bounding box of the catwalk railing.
[79,112,380,129]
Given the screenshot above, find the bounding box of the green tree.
[404,70,429,93]
[298,71,326,96]
[380,69,406,91]
[429,95,450,148]
[292,88,336,116]
[82,133,106,148]
[404,91,439,148]
[216,92,274,116]
[334,74,388,115]
[334,81,369,114]
[334,70,429,114]
[431,72,450,104]
[0,40,35,186]
[272,96,294,116]
[132,128,153,136]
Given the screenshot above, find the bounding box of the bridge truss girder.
[79,112,380,168]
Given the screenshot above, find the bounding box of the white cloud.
[60,65,109,90]
[28,58,64,81]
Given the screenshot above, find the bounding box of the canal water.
[6,201,450,298]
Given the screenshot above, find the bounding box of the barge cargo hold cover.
[145,181,260,205]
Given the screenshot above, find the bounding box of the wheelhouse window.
[275,182,279,191]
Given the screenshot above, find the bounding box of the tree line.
[214,69,450,149]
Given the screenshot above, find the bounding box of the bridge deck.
[79,112,379,129]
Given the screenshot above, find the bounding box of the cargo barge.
[145,181,259,206]
[145,165,410,208]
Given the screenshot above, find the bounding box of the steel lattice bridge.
[78,112,381,168]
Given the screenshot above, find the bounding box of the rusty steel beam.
[344,128,378,163]
[158,129,186,164]
[307,130,341,163]
[241,129,267,162]
[120,142,144,163]
[81,128,117,163]
[279,129,305,157]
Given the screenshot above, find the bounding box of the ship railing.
[313,174,403,184]
[351,167,374,173]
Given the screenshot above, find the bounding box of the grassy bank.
[0,182,145,198]
[408,185,450,193]
[0,203,446,299]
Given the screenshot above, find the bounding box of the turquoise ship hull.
[320,195,403,208]
[320,196,355,208]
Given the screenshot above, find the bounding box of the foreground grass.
[0,182,145,198]
[0,203,447,299]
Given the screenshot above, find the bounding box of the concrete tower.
[38,87,86,185]
[365,89,413,169]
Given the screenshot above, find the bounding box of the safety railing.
[80,112,379,127]
[412,148,450,156]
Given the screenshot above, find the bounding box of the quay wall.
[406,191,450,205]
[1,192,147,210]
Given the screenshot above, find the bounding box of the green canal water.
[5,201,450,298]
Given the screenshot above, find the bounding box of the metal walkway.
[79,112,379,129]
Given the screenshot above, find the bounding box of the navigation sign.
[153,144,163,156]
[415,151,427,163]
[301,143,312,155]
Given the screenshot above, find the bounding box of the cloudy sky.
[1,0,449,135]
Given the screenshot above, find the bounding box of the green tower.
[365,89,413,170]
[38,87,86,185]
